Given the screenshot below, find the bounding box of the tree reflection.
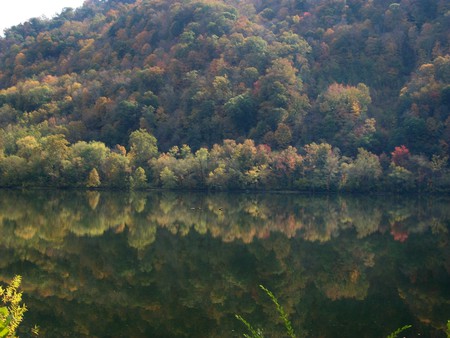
[0,190,448,337]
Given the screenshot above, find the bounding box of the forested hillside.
[0,0,448,190]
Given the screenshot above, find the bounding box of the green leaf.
[235,314,264,338]
[0,307,8,317]
[259,285,296,338]
[0,307,10,331]
[0,327,9,338]
[386,324,412,338]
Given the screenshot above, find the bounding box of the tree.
[273,123,292,149]
[0,155,27,187]
[160,166,177,189]
[341,148,382,191]
[128,129,158,169]
[271,146,303,188]
[386,164,415,192]
[194,148,209,188]
[316,83,372,153]
[69,141,110,186]
[130,167,147,190]
[224,93,257,133]
[101,152,130,188]
[207,163,229,190]
[16,136,41,161]
[391,145,410,167]
[86,168,101,188]
[302,143,340,191]
[39,134,70,185]
[0,104,19,126]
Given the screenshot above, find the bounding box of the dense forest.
[0,0,449,191]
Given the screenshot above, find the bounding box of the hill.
[0,0,448,190]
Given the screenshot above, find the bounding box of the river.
[0,190,448,337]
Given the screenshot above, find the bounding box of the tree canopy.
[0,0,448,191]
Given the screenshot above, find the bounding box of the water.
[0,190,448,337]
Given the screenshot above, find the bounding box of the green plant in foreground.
[259,285,296,338]
[235,314,264,338]
[386,324,412,338]
[236,285,296,338]
[236,286,448,338]
[0,275,38,338]
[0,276,27,338]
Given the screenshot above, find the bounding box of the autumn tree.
[316,83,373,153]
[391,145,410,168]
[86,168,101,188]
[40,134,70,184]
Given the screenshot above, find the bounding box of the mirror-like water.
[0,190,449,337]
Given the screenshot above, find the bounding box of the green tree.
[195,148,209,188]
[69,141,110,186]
[341,148,382,191]
[101,152,130,188]
[160,166,177,189]
[0,155,27,187]
[224,93,257,133]
[386,164,415,192]
[302,143,340,191]
[128,129,158,169]
[130,167,147,190]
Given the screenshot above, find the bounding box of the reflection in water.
[0,190,449,337]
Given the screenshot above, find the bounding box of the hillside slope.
[0,0,448,190]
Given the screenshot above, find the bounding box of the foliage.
[386,324,412,338]
[0,131,449,191]
[130,167,147,190]
[315,83,373,152]
[86,168,101,188]
[341,148,382,191]
[0,0,448,192]
[259,285,296,338]
[235,315,264,338]
[0,276,29,338]
[386,164,415,192]
[160,166,177,189]
[128,129,158,169]
[236,285,296,338]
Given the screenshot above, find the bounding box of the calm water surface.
[0,190,449,337]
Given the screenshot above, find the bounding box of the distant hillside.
[0,0,447,153]
[0,0,448,191]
